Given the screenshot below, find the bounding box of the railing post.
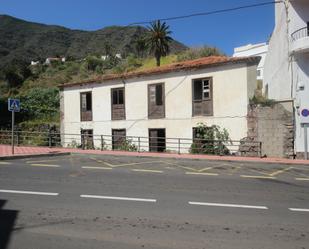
[138,137,141,152]
[259,141,262,158]
[48,132,52,148]
[82,134,85,150]
[101,135,104,151]
[178,138,181,154]
[16,131,19,147]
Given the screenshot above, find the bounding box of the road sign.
[8,98,20,112]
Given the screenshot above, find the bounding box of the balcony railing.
[291,26,309,42]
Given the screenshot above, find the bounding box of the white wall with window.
[61,60,258,153]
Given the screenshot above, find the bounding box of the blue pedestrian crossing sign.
[8,98,20,112]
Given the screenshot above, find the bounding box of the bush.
[177,46,224,62]
[190,123,231,155]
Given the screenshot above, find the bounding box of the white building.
[233,43,268,81]
[263,0,309,158]
[60,56,259,153]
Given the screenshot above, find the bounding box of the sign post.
[8,98,20,155]
[301,108,309,160]
[304,124,308,160]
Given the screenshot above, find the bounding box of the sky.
[0,0,275,55]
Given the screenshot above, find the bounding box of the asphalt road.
[0,154,308,249]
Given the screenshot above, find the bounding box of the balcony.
[291,26,309,54]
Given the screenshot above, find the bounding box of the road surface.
[0,154,308,249]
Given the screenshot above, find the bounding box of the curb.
[0,152,71,160]
[71,151,309,166]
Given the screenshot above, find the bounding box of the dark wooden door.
[149,129,166,152]
[112,129,126,150]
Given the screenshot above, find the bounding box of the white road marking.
[30,164,60,167]
[295,178,309,181]
[80,194,156,203]
[188,201,268,210]
[82,166,112,170]
[131,169,163,173]
[0,161,11,165]
[186,172,218,176]
[241,175,276,179]
[0,189,59,196]
[289,208,309,212]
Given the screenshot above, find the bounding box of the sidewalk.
[0,144,308,165]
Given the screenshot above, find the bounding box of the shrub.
[177,46,224,62]
[190,123,231,155]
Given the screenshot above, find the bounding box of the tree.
[134,37,147,58]
[146,20,173,66]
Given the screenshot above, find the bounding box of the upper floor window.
[192,78,213,116]
[111,87,125,120]
[148,83,165,119]
[80,92,92,121]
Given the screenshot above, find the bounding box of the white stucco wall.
[61,63,256,152]
[233,43,268,81]
[263,0,309,155]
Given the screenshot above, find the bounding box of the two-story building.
[263,0,309,158]
[59,56,259,153]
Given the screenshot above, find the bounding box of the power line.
[128,1,283,26]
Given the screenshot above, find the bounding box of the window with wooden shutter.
[192,78,213,116]
[112,129,126,150]
[111,87,125,120]
[148,83,165,119]
[80,92,92,121]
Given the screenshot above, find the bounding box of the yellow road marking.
[26,159,60,164]
[131,169,163,173]
[30,164,60,167]
[185,172,218,176]
[295,178,309,181]
[82,166,112,170]
[241,175,276,179]
[0,161,11,165]
[268,167,294,177]
[197,166,215,173]
[163,161,197,172]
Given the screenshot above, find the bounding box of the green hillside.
[0,15,186,69]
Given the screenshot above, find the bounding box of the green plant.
[177,46,224,62]
[118,139,138,152]
[249,95,275,107]
[190,123,231,155]
[146,20,173,66]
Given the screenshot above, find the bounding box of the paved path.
[0,154,309,249]
[0,144,309,165]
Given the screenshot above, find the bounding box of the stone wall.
[246,101,294,158]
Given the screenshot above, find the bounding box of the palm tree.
[146,20,173,66]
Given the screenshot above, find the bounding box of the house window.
[80,92,92,121]
[112,129,126,150]
[257,70,261,77]
[148,83,165,119]
[111,88,125,120]
[192,78,213,116]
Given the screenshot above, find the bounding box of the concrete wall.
[61,63,256,152]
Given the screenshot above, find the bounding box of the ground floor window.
[149,129,166,152]
[81,129,94,149]
[112,129,126,150]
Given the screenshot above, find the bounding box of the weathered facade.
[60,56,259,153]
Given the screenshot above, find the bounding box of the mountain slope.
[0,15,187,68]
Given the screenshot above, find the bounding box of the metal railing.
[291,26,309,42]
[0,130,262,157]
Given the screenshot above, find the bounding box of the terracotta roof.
[60,56,260,89]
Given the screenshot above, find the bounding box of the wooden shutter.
[148,83,165,119]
